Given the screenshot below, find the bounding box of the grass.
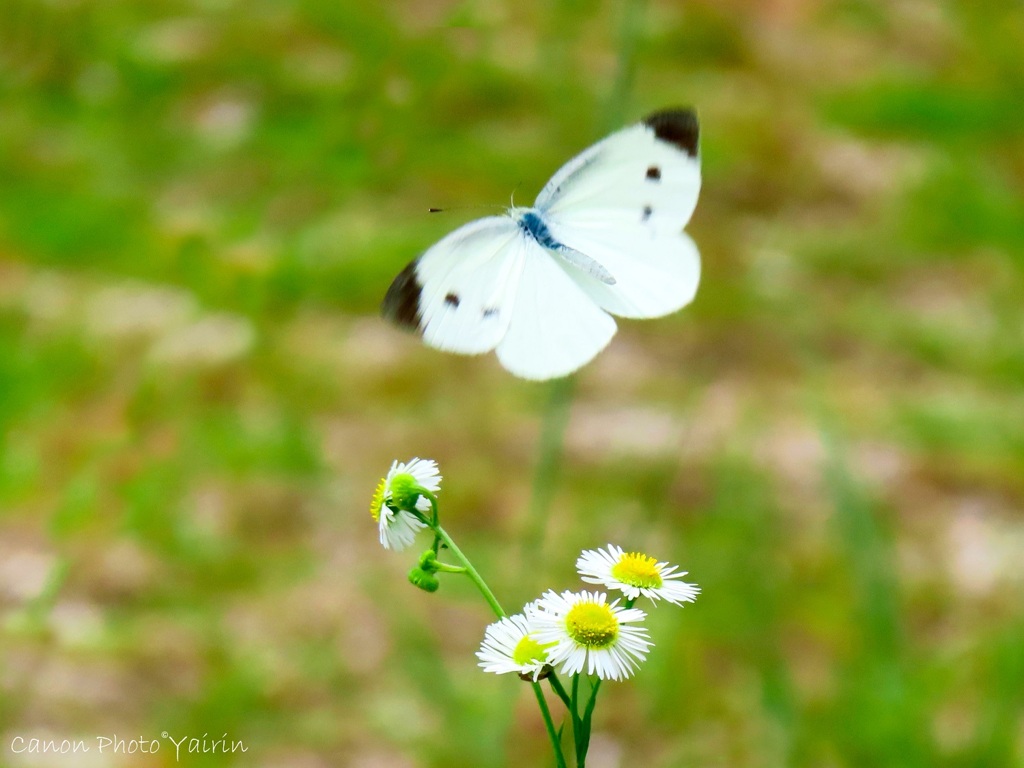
[1,1,1023,766]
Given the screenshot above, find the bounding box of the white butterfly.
[382,108,701,380]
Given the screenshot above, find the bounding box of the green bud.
[408,567,440,593]
[417,550,439,573]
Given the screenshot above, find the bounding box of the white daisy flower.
[369,458,442,551]
[476,612,554,682]
[530,590,651,681]
[576,544,700,606]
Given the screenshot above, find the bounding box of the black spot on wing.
[482,307,499,319]
[643,108,699,158]
[381,260,423,331]
[444,292,460,308]
[642,205,653,221]
[646,165,661,181]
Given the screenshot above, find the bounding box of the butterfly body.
[383,108,702,380]
[517,209,561,250]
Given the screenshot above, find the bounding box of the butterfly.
[382,108,701,380]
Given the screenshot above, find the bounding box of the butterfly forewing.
[536,109,701,237]
[382,217,522,355]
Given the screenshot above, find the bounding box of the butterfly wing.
[537,108,702,319]
[496,238,617,380]
[544,221,700,320]
[382,216,523,355]
[537,108,700,235]
[383,215,616,380]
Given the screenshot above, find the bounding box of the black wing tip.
[643,107,699,158]
[381,260,423,331]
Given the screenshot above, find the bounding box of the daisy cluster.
[367,460,699,683]
[477,544,699,682]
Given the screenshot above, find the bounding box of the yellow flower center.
[369,478,386,522]
[610,552,663,589]
[512,634,553,666]
[565,601,619,649]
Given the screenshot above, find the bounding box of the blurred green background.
[1,0,1023,766]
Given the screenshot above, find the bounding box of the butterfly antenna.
[426,203,504,215]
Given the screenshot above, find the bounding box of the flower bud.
[408,567,440,593]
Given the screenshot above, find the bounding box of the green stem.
[429,561,467,574]
[521,375,577,568]
[534,682,568,768]
[432,523,505,619]
[579,677,602,763]
[602,0,647,130]
[583,678,602,723]
[571,672,580,720]
[417,487,440,527]
[571,673,585,766]
[425,503,567,767]
[547,673,572,710]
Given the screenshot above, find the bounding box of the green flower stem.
[416,487,440,527]
[521,376,576,570]
[547,673,572,710]
[579,677,602,762]
[411,487,566,766]
[570,674,585,766]
[582,678,602,724]
[430,561,467,574]
[602,0,646,129]
[431,523,506,619]
[430,523,567,768]
[533,682,568,768]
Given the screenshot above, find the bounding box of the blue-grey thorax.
[512,207,616,284]
[517,209,564,251]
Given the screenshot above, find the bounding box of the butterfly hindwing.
[545,219,700,319]
[496,238,617,380]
